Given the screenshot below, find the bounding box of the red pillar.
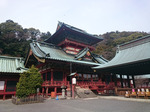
[3,80,7,100]
[42,88,45,96]
[91,75,93,83]
[54,87,57,96]
[46,72,47,81]
[63,71,65,84]
[51,69,53,84]
[64,72,67,85]
[46,87,48,98]
[82,74,84,85]
[72,84,75,99]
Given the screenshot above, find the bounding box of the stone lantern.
[61,84,66,99]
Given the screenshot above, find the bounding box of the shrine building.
[25,22,109,97]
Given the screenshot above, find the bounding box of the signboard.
[0,81,5,90]
[72,78,76,85]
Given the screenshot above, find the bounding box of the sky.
[0,0,150,35]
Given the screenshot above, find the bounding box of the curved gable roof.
[94,35,150,70]
[45,22,103,45]
[27,41,108,66]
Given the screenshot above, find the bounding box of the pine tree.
[16,65,43,98]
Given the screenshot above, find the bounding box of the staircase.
[75,86,97,98]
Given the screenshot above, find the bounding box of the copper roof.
[28,41,107,66]
[93,35,150,70]
[0,55,26,73]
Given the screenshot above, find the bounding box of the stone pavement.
[0,96,150,112]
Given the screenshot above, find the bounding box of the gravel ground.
[0,97,150,112]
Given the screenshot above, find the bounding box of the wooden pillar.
[99,74,102,82]
[46,87,48,98]
[91,74,93,83]
[120,74,123,88]
[51,69,53,84]
[132,75,136,88]
[127,75,131,88]
[3,80,7,100]
[110,74,113,82]
[82,74,84,85]
[64,72,67,85]
[46,72,47,81]
[63,71,65,84]
[72,84,75,99]
[42,88,44,96]
[113,74,117,87]
[54,87,57,96]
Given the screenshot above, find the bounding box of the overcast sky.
[0,0,150,35]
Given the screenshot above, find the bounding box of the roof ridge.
[75,47,89,59]
[118,35,150,51]
[0,55,23,59]
[39,41,62,49]
[119,35,150,47]
[58,21,102,40]
[34,42,47,55]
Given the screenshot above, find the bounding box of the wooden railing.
[42,81,70,87]
[42,80,106,87]
[76,81,106,87]
[0,91,16,95]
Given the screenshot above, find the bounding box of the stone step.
[75,86,97,98]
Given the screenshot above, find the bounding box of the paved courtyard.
[0,97,150,112]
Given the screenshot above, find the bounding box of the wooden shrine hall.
[25,22,150,97]
[0,56,26,100]
[93,35,150,95]
[25,22,109,97]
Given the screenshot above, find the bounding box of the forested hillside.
[0,20,149,60]
[0,20,51,57]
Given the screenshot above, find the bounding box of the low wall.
[12,95,44,105]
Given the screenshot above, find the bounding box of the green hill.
[93,31,149,60]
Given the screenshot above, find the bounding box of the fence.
[12,95,44,105]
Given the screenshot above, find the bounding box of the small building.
[0,55,25,100]
[25,22,108,96]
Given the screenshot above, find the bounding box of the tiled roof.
[45,22,103,46]
[0,55,26,73]
[75,47,108,64]
[30,41,106,66]
[93,35,150,69]
[58,22,102,40]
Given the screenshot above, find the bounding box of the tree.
[25,28,41,40]
[40,31,51,41]
[16,65,43,98]
[0,20,24,39]
[0,20,51,57]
